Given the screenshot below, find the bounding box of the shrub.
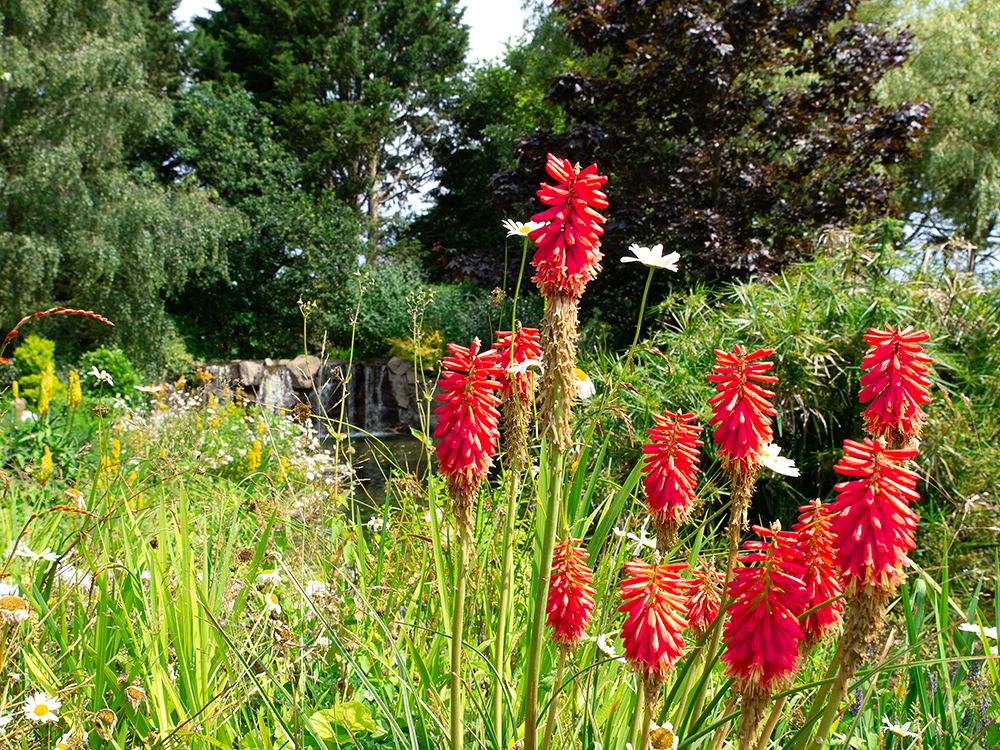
[12,334,65,402]
[79,346,140,393]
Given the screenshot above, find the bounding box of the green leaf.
[309,702,378,744]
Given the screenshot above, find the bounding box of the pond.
[338,432,433,513]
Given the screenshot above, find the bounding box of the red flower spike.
[619,560,689,687]
[687,561,724,639]
[829,438,919,596]
[547,539,597,648]
[433,340,503,506]
[1,307,114,361]
[858,325,932,442]
[722,527,808,693]
[641,412,703,531]
[788,500,844,645]
[493,327,542,408]
[528,154,608,299]
[707,346,778,474]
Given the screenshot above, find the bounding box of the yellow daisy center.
[34,704,50,716]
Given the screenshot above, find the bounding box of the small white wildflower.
[573,368,596,399]
[304,580,330,598]
[13,542,59,562]
[958,622,998,639]
[367,516,388,533]
[265,591,281,615]
[507,358,543,376]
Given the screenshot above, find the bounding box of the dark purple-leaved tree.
[491,0,930,332]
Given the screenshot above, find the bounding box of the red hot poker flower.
[641,412,703,542]
[433,340,502,519]
[493,327,542,408]
[528,154,609,299]
[707,346,778,475]
[722,528,808,694]
[830,438,919,596]
[788,500,844,647]
[547,539,596,648]
[687,561,724,639]
[858,325,932,443]
[619,560,689,687]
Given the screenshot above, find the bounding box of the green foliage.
[162,82,364,360]
[79,346,140,393]
[880,0,1000,257]
[12,335,64,401]
[581,223,1000,534]
[385,328,445,364]
[0,0,240,368]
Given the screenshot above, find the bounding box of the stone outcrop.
[199,356,437,437]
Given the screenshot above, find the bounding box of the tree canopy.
[486,0,929,334]
[880,0,1000,266]
[0,0,239,365]
[192,0,469,249]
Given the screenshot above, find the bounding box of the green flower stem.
[493,469,522,742]
[640,698,654,750]
[627,681,646,750]
[511,235,529,331]
[450,524,469,750]
[756,694,787,750]
[609,266,655,399]
[540,645,567,750]
[523,436,565,750]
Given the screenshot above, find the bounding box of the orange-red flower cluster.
[640,411,703,531]
[687,562,724,639]
[707,346,778,474]
[859,325,932,442]
[547,539,596,648]
[830,438,919,596]
[619,560,688,686]
[433,340,502,503]
[493,327,541,408]
[722,528,807,693]
[788,500,844,645]
[528,154,608,299]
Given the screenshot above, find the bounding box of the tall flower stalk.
[522,154,608,750]
[433,340,502,750]
[492,322,540,741]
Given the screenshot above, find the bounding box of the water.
[337,432,432,511]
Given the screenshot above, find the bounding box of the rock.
[287,354,324,390]
[239,360,264,387]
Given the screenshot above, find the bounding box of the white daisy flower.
[0,582,19,598]
[23,690,61,723]
[759,444,800,477]
[13,542,60,562]
[87,366,114,387]
[507,358,543,376]
[573,368,596,399]
[0,714,12,728]
[502,219,543,238]
[265,591,282,615]
[0,591,29,624]
[256,569,282,585]
[649,721,679,750]
[367,516,388,534]
[621,243,680,271]
[881,716,919,738]
[958,622,998,639]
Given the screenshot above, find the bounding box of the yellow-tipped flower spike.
[11,380,18,400]
[38,446,53,484]
[68,369,81,409]
[38,363,53,415]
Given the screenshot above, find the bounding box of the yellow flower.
[38,446,53,484]
[247,440,262,473]
[67,369,82,409]
[111,438,121,463]
[37,363,52,415]
[11,380,18,399]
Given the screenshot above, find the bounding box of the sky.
[173,0,531,64]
